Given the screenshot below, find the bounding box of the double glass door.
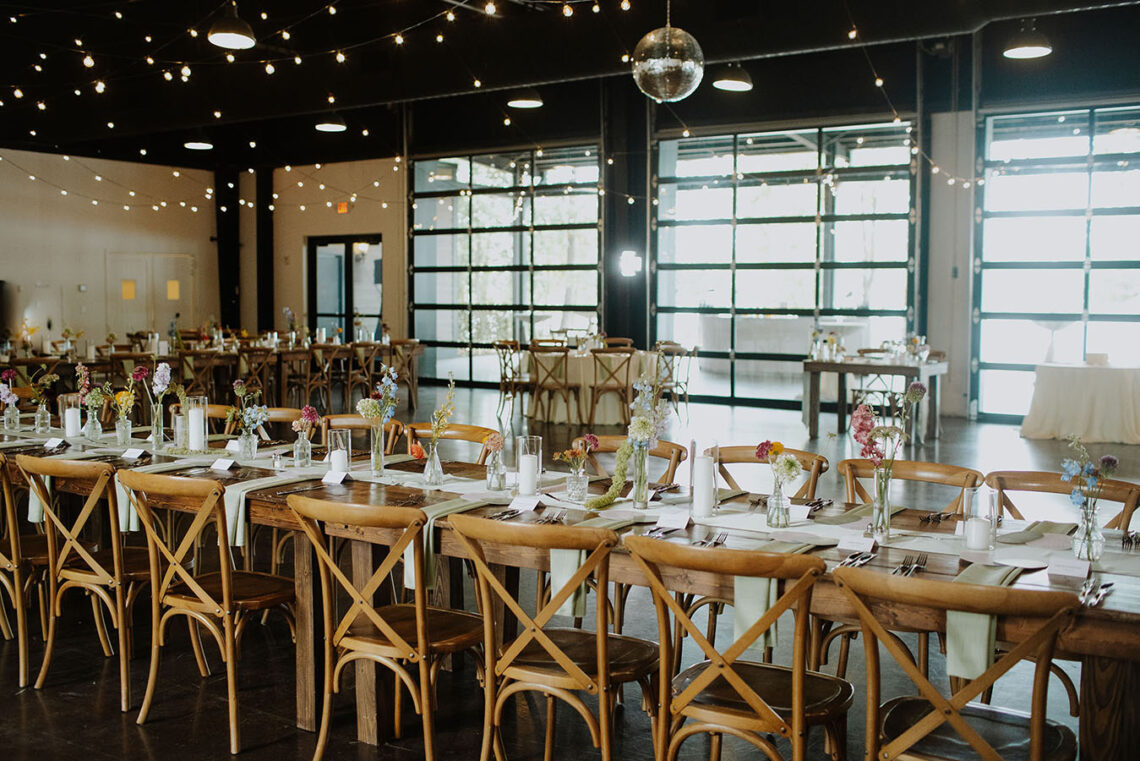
[307,234,383,339]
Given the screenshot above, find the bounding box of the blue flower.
[1060,459,1080,481]
[1069,488,1086,507]
[1082,462,1095,477]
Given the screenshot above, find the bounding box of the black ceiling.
[1,0,1137,168]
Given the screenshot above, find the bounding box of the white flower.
[356,397,383,420]
[628,415,655,442]
[770,453,802,485]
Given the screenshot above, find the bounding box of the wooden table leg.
[1080,655,1140,761]
[352,540,393,745]
[808,372,821,439]
[293,532,318,732]
[925,372,941,442]
[277,353,287,409]
[836,372,848,434]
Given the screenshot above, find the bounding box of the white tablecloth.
[1021,364,1140,444]
[530,350,655,425]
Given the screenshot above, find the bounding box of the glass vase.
[34,405,50,433]
[150,400,165,452]
[1072,502,1105,561]
[173,414,187,449]
[423,441,445,487]
[83,411,102,441]
[485,450,506,490]
[293,430,312,468]
[767,478,791,528]
[370,422,385,475]
[871,465,892,542]
[565,469,590,504]
[631,441,650,510]
[115,417,132,446]
[5,404,21,432]
[238,430,258,460]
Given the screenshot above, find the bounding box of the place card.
[121,448,146,461]
[210,458,235,471]
[322,470,347,485]
[654,508,691,530]
[509,495,541,513]
[224,439,241,453]
[44,437,64,449]
[837,533,876,553]
[1047,556,1090,580]
[788,505,812,523]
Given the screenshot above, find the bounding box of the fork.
[892,554,916,575]
[645,526,681,539]
[537,510,565,525]
[838,551,873,568]
[906,553,929,576]
[488,509,521,521]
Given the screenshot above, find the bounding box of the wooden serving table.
[803,357,949,443]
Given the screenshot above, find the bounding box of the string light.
[335,50,346,62]
[446,10,455,21]
[328,5,336,14]
[435,33,443,43]
[621,0,631,9]
[395,34,404,44]
[265,62,274,74]
[592,3,600,12]
[82,54,94,67]
[225,52,236,63]
[484,2,496,15]
[563,4,573,17]
[94,80,105,93]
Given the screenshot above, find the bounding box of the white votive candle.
[518,453,539,496]
[188,408,206,451]
[964,517,992,550]
[64,408,82,437]
[692,455,715,518]
[330,449,349,474]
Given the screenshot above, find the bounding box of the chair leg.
[33,587,60,690]
[709,732,722,761]
[91,592,114,658]
[188,618,210,677]
[224,619,241,755]
[13,566,29,688]
[136,621,161,726]
[116,588,132,712]
[418,658,436,761]
[543,695,557,761]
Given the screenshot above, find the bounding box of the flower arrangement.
[410,441,426,459]
[588,374,671,510]
[1062,435,1118,560]
[756,440,801,486]
[85,387,105,414]
[851,381,927,469]
[18,318,38,353]
[283,306,297,332]
[150,362,173,403]
[60,327,84,341]
[105,332,117,345]
[225,378,268,435]
[105,365,149,419]
[291,405,319,435]
[356,364,398,423]
[429,374,456,444]
[76,363,91,404]
[28,365,59,408]
[1,368,17,387]
[555,434,596,473]
[483,431,504,453]
[0,383,17,408]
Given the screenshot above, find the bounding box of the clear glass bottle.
[83,410,102,441]
[423,441,445,487]
[150,400,165,452]
[34,405,51,433]
[370,422,385,475]
[115,417,132,446]
[871,466,892,542]
[238,430,258,460]
[485,450,506,490]
[5,404,21,432]
[1072,502,1105,561]
[631,441,650,510]
[767,478,791,528]
[293,430,312,468]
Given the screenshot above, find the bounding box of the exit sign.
[336,201,351,214]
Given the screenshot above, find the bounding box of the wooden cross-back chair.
[528,344,581,424]
[833,566,1079,761]
[347,341,388,404]
[320,414,404,452]
[405,422,497,465]
[602,337,634,347]
[984,470,1140,529]
[713,446,829,500]
[237,347,274,402]
[306,344,353,414]
[654,343,695,413]
[588,347,636,426]
[448,514,659,761]
[179,349,223,398]
[16,455,151,712]
[573,434,688,485]
[390,338,421,411]
[493,340,530,417]
[117,470,295,755]
[626,537,853,761]
[837,459,984,515]
[286,495,484,761]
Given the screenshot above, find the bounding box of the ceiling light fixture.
[507,88,543,109]
[184,137,214,150]
[710,62,752,92]
[315,113,347,132]
[1003,18,1052,59]
[208,2,256,50]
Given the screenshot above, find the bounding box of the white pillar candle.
[330,449,349,474]
[518,453,539,496]
[188,408,206,451]
[64,408,82,437]
[692,455,715,518]
[964,517,993,550]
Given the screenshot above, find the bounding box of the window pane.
[734,315,816,353]
[534,270,597,307]
[827,268,907,310]
[1089,268,1140,314]
[1090,168,1140,208]
[315,244,344,315]
[658,182,733,220]
[987,110,1089,161]
[983,217,1085,262]
[984,168,1089,212]
[659,135,736,178]
[735,359,802,400]
[533,311,596,338]
[471,152,531,188]
[1092,107,1140,155]
[832,174,910,215]
[421,346,470,381]
[737,178,816,218]
[979,318,1083,364]
[352,241,383,316]
[414,157,469,193]
[736,223,817,263]
[471,346,501,382]
[1087,321,1140,365]
[471,192,530,228]
[735,269,816,310]
[690,356,732,396]
[471,231,528,267]
[472,271,527,306]
[979,369,1036,416]
[414,271,467,304]
[981,269,1084,313]
[535,146,600,185]
[471,310,523,346]
[737,130,818,173]
[413,195,467,231]
[657,269,731,308]
[655,312,710,348]
[865,316,908,347]
[534,188,598,225]
[414,233,469,267]
[1090,216,1140,261]
[534,229,598,265]
[827,220,909,263]
[414,309,467,343]
[658,224,733,264]
[822,122,912,168]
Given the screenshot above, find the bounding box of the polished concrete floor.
[3,387,1133,760]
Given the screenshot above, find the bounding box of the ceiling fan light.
[208,3,256,50]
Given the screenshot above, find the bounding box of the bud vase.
[485,450,506,490]
[370,422,385,475]
[631,441,650,510]
[84,411,102,441]
[115,417,132,446]
[4,405,19,432]
[150,401,165,452]
[871,466,892,542]
[293,430,312,468]
[1072,503,1105,561]
[565,468,590,504]
[767,479,791,528]
[423,441,444,487]
[34,405,51,433]
[238,430,258,461]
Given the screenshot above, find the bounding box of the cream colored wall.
[271,158,406,336]
[239,171,258,331]
[0,147,217,345]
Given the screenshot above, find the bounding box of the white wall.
[926,111,976,417]
[0,148,217,346]
[239,171,258,331]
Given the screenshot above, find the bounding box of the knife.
[1089,582,1115,607]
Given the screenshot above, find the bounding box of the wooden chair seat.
[880,697,1076,761]
[12,533,97,567]
[343,603,482,655]
[673,660,853,724]
[64,546,152,583]
[509,627,658,683]
[167,570,293,612]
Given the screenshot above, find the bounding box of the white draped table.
[529,349,656,425]
[1020,363,1140,444]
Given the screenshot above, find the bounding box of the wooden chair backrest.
[590,347,635,390]
[237,347,273,391]
[287,495,433,659]
[16,455,123,586]
[117,470,234,615]
[448,514,618,694]
[319,415,404,454]
[178,350,220,394]
[493,341,523,386]
[310,344,351,376]
[984,470,1140,527]
[603,337,634,347]
[405,423,496,465]
[626,536,825,749]
[389,339,420,377]
[833,566,1078,761]
[711,446,829,500]
[837,459,983,513]
[530,338,565,348]
[529,346,570,390]
[572,435,688,484]
[0,453,20,574]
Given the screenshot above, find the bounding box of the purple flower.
[1,369,16,383]
[1099,454,1119,473]
[300,405,319,424]
[904,382,927,404]
[152,362,171,394]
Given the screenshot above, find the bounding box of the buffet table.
[1021,364,1140,444]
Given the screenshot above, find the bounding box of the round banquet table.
[1020,363,1140,444]
[529,349,656,425]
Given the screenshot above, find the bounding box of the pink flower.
[130,365,149,382]
[1,369,15,383]
[755,440,773,460]
[483,432,503,452]
[582,433,599,452]
[300,405,319,424]
[851,404,876,446]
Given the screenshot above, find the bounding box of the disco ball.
[632,26,705,103]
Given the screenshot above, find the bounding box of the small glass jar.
[423,441,445,487]
[294,430,312,468]
[115,417,132,446]
[150,400,165,452]
[3,404,19,432]
[485,450,506,490]
[370,422,385,475]
[83,410,102,441]
[766,479,791,528]
[238,430,258,461]
[565,470,590,503]
[34,405,51,433]
[631,441,650,509]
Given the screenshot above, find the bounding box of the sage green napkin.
[812,502,906,525]
[550,516,636,618]
[113,459,213,532]
[26,451,108,522]
[946,563,1022,679]
[403,498,487,590]
[733,540,815,651]
[997,520,1077,545]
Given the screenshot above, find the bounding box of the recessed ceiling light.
[315,114,347,132]
[184,139,214,150]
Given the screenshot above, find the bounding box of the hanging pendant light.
[507,88,544,109]
[711,62,753,92]
[209,2,256,51]
[631,0,703,103]
[315,113,348,133]
[1003,19,1052,59]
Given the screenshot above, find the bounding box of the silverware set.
[891,552,929,576]
[1080,578,1114,607]
[644,526,681,539]
[1122,531,1138,551]
[693,531,727,547]
[487,509,521,521]
[920,512,952,525]
[837,551,876,568]
[536,510,566,525]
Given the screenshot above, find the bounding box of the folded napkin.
[223,474,316,546]
[113,459,212,532]
[812,502,907,526]
[403,498,487,590]
[26,451,108,522]
[0,439,36,450]
[946,563,1022,680]
[550,515,636,618]
[997,520,1077,545]
[733,540,817,651]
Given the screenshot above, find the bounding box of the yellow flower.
[769,441,784,456]
[115,390,134,409]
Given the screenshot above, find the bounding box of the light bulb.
[335,50,346,62]
[848,27,857,40]
[146,56,154,65]
[620,0,630,9]
[281,30,290,40]
[265,62,274,74]
[181,65,191,77]
[874,77,883,87]
[83,54,94,67]
[436,33,443,43]
[562,3,572,16]
[394,34,403,45]
[294,55,302,64]
[446,10,455,21]
[484,1,496,14]
[592,3,600,12]
[226,52,235,63]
